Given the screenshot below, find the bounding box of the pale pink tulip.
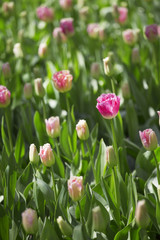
[52,70,73,93]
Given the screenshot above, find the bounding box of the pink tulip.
[60,18,74,36]
[68,176,83,201]
[122,29,138,45]
[38,43,47,58]
[0,85,11,108]
[96,93,120,119]
[36,6,54,22]
[2,62,11,79]
[53,27,67,42]
[45,116,60,138]
[139,129,158,151]
[39,143,55,167]
[76,120,89,140]
[144,24,158,41]
[22,208,38,234]
[52,70,73,93]
[87,23,100,38]
[113,6,128,24]
[59,0,72,10]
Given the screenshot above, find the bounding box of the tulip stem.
[42,99,46,121]
[112,167,120,207]
[152,151,160,185]
[51,167,57,202]
[111,78,115,93]
[110,119,120,171]
[5,109,13,152]
[78,201,85,226]
[86,142,96,182]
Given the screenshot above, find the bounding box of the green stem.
[5,109,13,152]
[111,78,115,93]
[112,167,120,207]
[55,139,60,159]
[78,201,85,226]
[51,167,57,202]
[81,141,85,157]
[110,119,120,171]
[152,151,160,185]
[86,142,96,182]
[42,99,46,120]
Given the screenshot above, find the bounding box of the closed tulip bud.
[157,185,160,201]
[60,18,74,36]
[113,5,128,24]
[132,47,140,64]
[24,83,32,99]
[144,24,158,41]
[92,206,109,232]
[2,2,14,15]
[45,116,60,138]
[13,43,23,58]
[34,78,45,97]
[53,27,67,42]
[22,208,38,234]
[36,6,54,22]
[103,52,114,76]
[29,144,39,164]
[38,43,47,58]
[76,120,89,141]
[79,6,89,20]
[106,146,117,168]
[139,129,158,151]
[87,23,99,38]
[57,216,72,237]
[52,70,73,93]
[2,62,12,79]
[122,29,138,45]
[122,82,131,99]
[0,85,11,108]
[68,176,83,201]
[39,143,55,167]
[135,200,150,228]
[59,0,72,10]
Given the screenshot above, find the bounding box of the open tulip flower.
[52,70,73,93]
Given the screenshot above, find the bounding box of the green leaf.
[0,205,9,240]
[114,222,132,240]
[34,111,47,145]
[40,218,60,240]
[14,129,25,164]
[60,121,72,158]
[1,116,10,156]
[117,170,128,216]
[95,139,106,183]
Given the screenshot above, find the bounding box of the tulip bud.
[0,85,11,108]
[106,146,117,168]
[79,6,89,20]
[57,216,72,237]
[22,208,38,234]
[144,24,158,41]
[132,47,140,64]
[13,43,23,58]
[60,18,74,36]
[52,70,73,93]
[39,143,55,167]
[113,6,128,24]
[76,120,89,141]
[122,29,138,45]
[2,2,14,16]
[29,144,39,164]
[45,116,60,138]
[2,62,12,79]
[90,62,101,79]
[122,82,131,99]
[87,23,99,39]
[59,0,72,10]
[92,206,109,232]
[38,42,47,58]
[157,111,160,126]
[34,78,45,97]
[36,6,54,22]
[103,52,114,76]
[139,129,158,151]
[135,200,150,228]
[24,83,32,99]
[157,185,160,201]
[68,176,83,201]
[53,27,67,42]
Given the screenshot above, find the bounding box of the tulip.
[139,129,158,151]
[2,2,14,15]
[157,111,160,126]
[0,85,11,108]
[113,5,128,24]
[39,143,55,167]
[103,52,114,76]
[45,116,60,138]
[53,27,67,42]
[29,144,39,164]
[34,78,45,97]
[52,70,73,93]
[135,200,150,228]
[38,42,47,58]
[76,120,89,140]
[13,43,23,58]
[90,62,101,79]
[2,62,12,79]
[87,23,100,38]
[60,18,74,36]
[122,29,138,45]
[36,6,54,22]
[24,83,32,99]
[59,0,72,10]
[96,93,120,119]
[106,146,117,168]
[92,206,109,232]
[68,176,83,201]
[144,24,158,41]
[22,208,38,234]
[57,216,72,237]
[79,6,89,20]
